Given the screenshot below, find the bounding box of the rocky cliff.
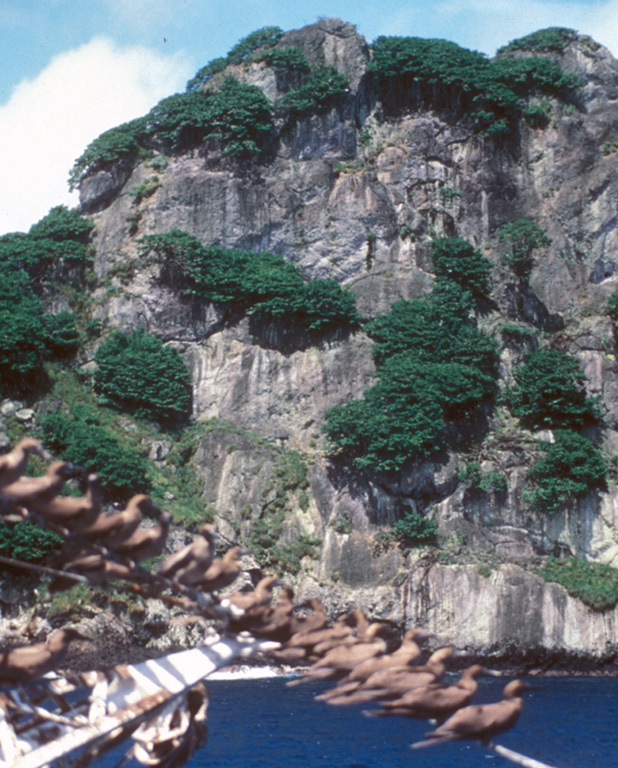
[22,19,618,666]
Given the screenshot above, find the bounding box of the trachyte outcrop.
[20,19,618,665]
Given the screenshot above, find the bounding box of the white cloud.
[0,37,192,235]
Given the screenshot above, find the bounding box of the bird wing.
[158,544,194,577]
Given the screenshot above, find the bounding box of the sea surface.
[99,675,618,768]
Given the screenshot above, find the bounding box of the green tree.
[42,407,150,496]
[0,521,63,563]
[0,266,47,392]
[393,509,438,546]
[527,430,606,512]
[29,205,94,244]
[505,348,600,430]
[94,328,192,424]
[498,27,578,54]
[278,67,349,117]
[430,237,491,294]
[497,219,552,279]
[69,118,147,189]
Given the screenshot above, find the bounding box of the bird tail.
[411,735,450,750]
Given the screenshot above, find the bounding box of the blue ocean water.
[100,675,618,768]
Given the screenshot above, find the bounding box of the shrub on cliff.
[69,118,147,189]
[278,66,349,117]
[259,47,310,73]
[139,230,360,334]
[324,281,499,473]
[498,27,578,54]
[430,237,491,294]
[0,206,93,273]
[505,348,600,430]
[607,291,618,321]
[146,80,273,155]
[540,555,618,610]
[393,509,438,546]
[70,78,273,185]
[0,521,63,563]
[527,430,606,513]
[186,26,283,90]
[367,280,498,380]
[42,407,150,496]
[0,267,47,391]
[368,35,580,135]
[497,219,552,279]
[94,328,192,424]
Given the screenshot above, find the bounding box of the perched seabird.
[289,598,328,636]
[158,524,216,586]
[412,679,528,748]
[0,461,71,509]
[34,474,102,530]
[0,439,47,488]
[80,494,157,549]
[224,575,280,614]
[325,646,455,706]
[287,623,389,686]
[193,546,245,593]
[114,511,172,563]
[0,628,83,683]
[367,664,490,721]
[250,587,296,641]
[316,628,428,701]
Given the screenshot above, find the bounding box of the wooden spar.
[0,555,89,584]
[491,742,558,768]
[4,634,279,768]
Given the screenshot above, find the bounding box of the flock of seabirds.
[0,438,535,766]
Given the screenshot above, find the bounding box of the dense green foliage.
[147,79,274,155]
[505,349,600,430]
[42,407,150,496]
[186,26,283,90]
[260,47,310,73]
[68,119,147,189]
[607,292,618,321]
[0,206,88,392]
[392,509,438,546]
[498,27,578,54]
[29,205,94,244]
[367,280,497,375]
[71,78,273,185]
[139,230,360,334]
[540,556,618,611]
[0,521,63,563]
[527,430,606,513]
[458,461,508,494]
[278,66,349,117]
[368,36,580,135]
[324,256,500,473]
[430,237,491,294]
[0,206,94,273]
[497,219,552,278]
[0,266,80,393]
[94,328,192,424]
[0,266,48,389]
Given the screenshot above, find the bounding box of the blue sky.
[1,0,617,234]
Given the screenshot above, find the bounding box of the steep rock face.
[405,563,618,663]
[78,20,618,661]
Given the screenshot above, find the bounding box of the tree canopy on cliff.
[139,230,360,335]
[368,35,580,134]
[323,244,499,474]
